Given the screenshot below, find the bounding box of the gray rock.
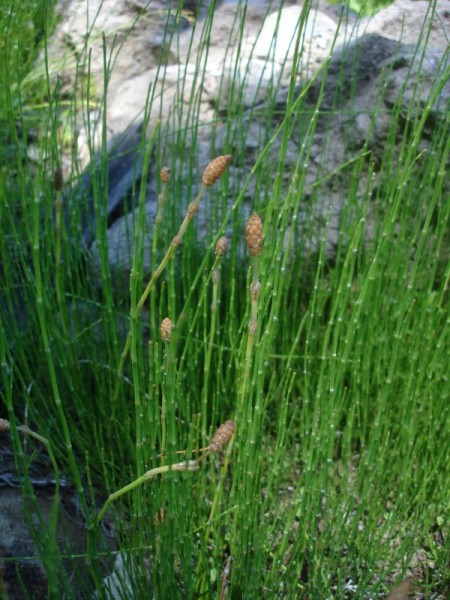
[363,0,450,51]
[97,552,152,599]
[47,0,448,287]
[86,32,448,288]
[383,48,450,120]
[44,0,449,156]
[0,476,108,598]
[68,122,145,248]
[0,486,48,599]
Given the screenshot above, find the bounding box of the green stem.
[151,182,169,339]
[160,340,171,464]
[54,191,69,336]
[238,256,260,420]
[129,127,157,480]
[202,257,221,447]
[114,187,206,400]
[138,194,204,312]
[201,255,261,583]
[152,183,169,267]
[32,185,88,519]
[94,460,199,527]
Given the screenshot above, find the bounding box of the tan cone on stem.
[209,420,235,452]
[246,213,263,257]
[160,166,171,184]
[202,155,232,187]
[215,236,228,257]
[0,418,10,432]
[160,317,173,343]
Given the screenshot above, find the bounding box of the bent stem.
[138,191,205,311]
[114,186,207,400]
[91,421,233,541]
[93,460,200,528]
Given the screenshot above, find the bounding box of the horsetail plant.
[241,212,264,416]
[152,166,171,265]
[138,155,231,313]
[114,155,232,399]
[54,165,69,337]
[31,158,89,521]
[91,420,234,529]
[160,316,173,463]
[202,235,228,447]
[198,214,264,595]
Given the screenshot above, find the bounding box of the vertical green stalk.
[166,337,178,465]
[152,174,170,264]
[160,336,170,463]
[32,172,88,516]
[114,187,207,400]
[129,123,159,475]
[239,255,260,414]
[107,91,157,579]
[115,154,231,402]
[54,170,69,337]
[151,168,170,337]
[159,317,176,463]
[127,118,161,577]
[236,213,264,424]
[85,38,118,365]
[199,216,263,594]
[202,265,218,444]
[202,244,226,447]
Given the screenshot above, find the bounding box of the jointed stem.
[94,460,200,527]
[113,187,206,401]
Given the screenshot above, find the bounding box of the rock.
[47,0,448,286]
[97,552,152,599]
[254,6,337,74]
[306,34,402,111]
[0,476,105,598]
[108,62,216,137]
[87,32,448,286]
[383,48,450,120]
[363,0,450,52]
[45,0,449,155]
[68,122,145,247]
[44,0,298,170]
[0,487,48,600]
[211,5,340,111]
